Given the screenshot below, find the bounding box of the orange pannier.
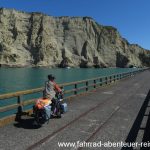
[35,98,52,109]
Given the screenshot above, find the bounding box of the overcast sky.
[0,0,149,50]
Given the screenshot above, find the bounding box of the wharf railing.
[0,68,149,127]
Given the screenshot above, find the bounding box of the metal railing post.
[105,77,108,84]
[86,81,88,91]
[130,72,132,76]
[94,80,96,88]
[117,74,119,80]
[100,78,102,86]
[110,76,112,83]
[74,84,77,95]
[114,75,116,82]
[16,95,23,121]
[17,95,23,112]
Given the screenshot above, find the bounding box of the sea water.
[0,67,139,118]
[0,67,138,94]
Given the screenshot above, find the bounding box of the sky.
[0,0,149,50]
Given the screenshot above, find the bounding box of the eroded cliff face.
[0,8,149,67]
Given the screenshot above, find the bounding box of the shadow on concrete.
[14,104,42,129]
[121,90,150,150]
[141,112,150,150]
[13,117,41,129]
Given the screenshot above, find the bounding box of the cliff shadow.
[116,52,129,68]
[121,90,150,150]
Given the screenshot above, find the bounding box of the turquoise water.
[0,67,138,94]
[0,67,139,118]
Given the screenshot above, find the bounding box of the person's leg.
[51,98,56,112]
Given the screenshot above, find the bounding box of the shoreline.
[0,64,141,69]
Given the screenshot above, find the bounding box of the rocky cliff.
[0,8,150,68]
